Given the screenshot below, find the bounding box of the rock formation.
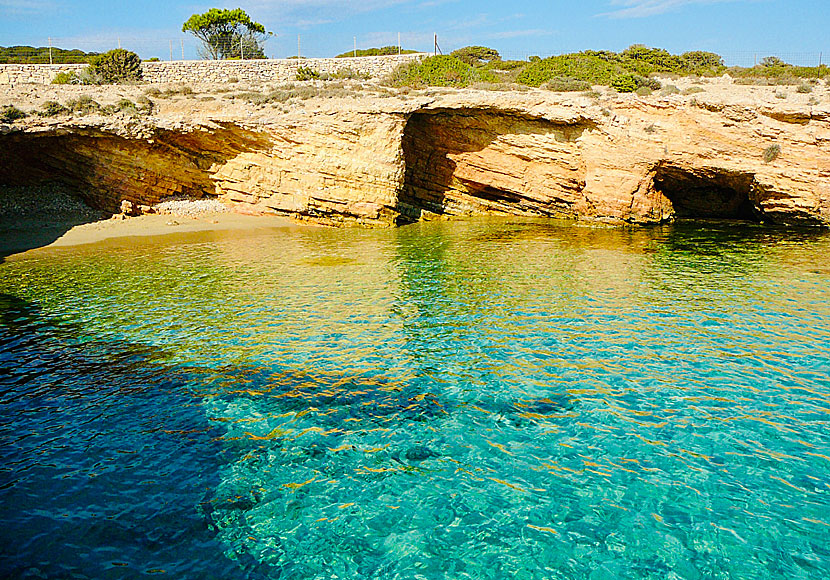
[1,86,828,226]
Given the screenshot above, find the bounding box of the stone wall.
[0,64,87,85]
[0,54,426,85]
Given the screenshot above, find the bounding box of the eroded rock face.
[0,123,270,212]
[0,90,828,226]
[399,110,593,222]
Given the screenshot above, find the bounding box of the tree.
[182,8,270,60]
[450,46,500,66]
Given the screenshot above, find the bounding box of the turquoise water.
[1,218,829,579]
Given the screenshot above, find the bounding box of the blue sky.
[0,0,827,64]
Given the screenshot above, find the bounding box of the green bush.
[40,101,68,116]
[51,70,81,84]
[335,46,417,58]
[679,51,725,75]
[484,59,527,71]
[87,49,142,84]
[621,44,683,75]
[0,105,26,123]
[450,46,500,66]
[763,144,781,163]
[296,66,321,81]
[635,86,653,96]
[796,83,813,93]
[387,55,496,88]
[609,74,661,92]
[611,73,639,92]
[518,53,628,87]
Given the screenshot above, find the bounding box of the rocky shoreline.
[1,77,829,230]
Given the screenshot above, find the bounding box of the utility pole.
[398,32,401,55]
[181,38,184,60]
[298,35,301,59]
[240,36,244,60]
[434,33,437,56]
[118,37,121,49]
[48,37,53,65]
[354,36,357,58]
[169,40,173,62]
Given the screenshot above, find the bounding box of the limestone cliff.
[1,84,828,226]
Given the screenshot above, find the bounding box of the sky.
[0,0,827,64]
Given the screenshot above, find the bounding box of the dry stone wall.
[0,54,426,85]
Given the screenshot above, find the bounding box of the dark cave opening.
[654,166,763,221]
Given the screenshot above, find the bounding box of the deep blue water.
[1,219,829,579]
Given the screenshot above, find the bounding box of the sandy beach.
[0,184,306,258]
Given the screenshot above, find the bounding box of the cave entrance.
[654,166,762,221]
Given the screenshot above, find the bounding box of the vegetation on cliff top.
[386,55,497,88]
[0,45,99,64]
[385,44,827,91]
[335,46,418,58]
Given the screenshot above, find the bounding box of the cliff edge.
[1,79,828,227]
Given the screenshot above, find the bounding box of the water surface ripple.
[1,219,829,579]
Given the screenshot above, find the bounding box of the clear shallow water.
[1,219,829,579]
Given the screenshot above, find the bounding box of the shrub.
[450,46,500,66]
[136,95,154,113]
[635,86,653,96]
[679,51,725,75]
[296,66,321,81]
[51,70,81,84]
[40,101,68,116]
[611,73,639,92]
[661,84,680,95]
[146,57,161,62]
[0,105,26,123]
[65,96,101,114]
[543,76,592,92]
[763,144,781,163]
[116,98,138,112]
[386,55,496,88]
[329,67,370,80]
[87,49,142,84]
[621,44,683,75]
[335,46,417,58]
[518,53,627,87]
[796,83,812,93]
[484,59,527,71]
[682,86,705,95]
